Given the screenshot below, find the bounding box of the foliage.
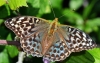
[0,0,100,63]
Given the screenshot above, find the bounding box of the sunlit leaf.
[69,0,83,10]
[50,0,62,9]
[0,0,6,6]
[8,0,28,10]
[88,48,100,63]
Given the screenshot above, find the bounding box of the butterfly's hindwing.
[44,32,71,61]
[20,29,47,57]
[61,25,96,52]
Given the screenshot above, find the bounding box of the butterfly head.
[53,18,58,22]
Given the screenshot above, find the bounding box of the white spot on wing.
[15,25,18,27]
[83,33,86,37]
[36,19,39,23]
[82,42,86,45]
[11,23,14,26]
[83,37,86,41]
[71,37,74,41]
[76,33,81,38]
[87,44,89,46]
[19,17,24,20]
[16,20,21,23]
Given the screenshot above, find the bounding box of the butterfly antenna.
[58,14,66,19]
[58,9,75,19]
[49,0,56,18]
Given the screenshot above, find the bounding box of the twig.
[0,40,24,63]
[0,40,23,51]
[0,40,20,46]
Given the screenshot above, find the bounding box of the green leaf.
[6,45,19,58]
[87,18,100,26]
[85,18,100,33]
[6,33,12,40]
[23,0,50,16]
[82,0,97,19]
[27,0,40,8]
[21,0,40,15]
[0,5,10,18]
[50,0,62,9]
[39,0,50,14]
[63,51,95,63]
[69,0,83,10]
[8,0,28,10]
[0,0,6,6]
[0,46,9,63]
[63,9,84,29]
[0,19,3,25]
[88,48,100,63]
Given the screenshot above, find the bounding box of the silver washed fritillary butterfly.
[5,16,96,61]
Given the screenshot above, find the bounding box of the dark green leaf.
[0,5,10,18]
[61,51,95,63]
[0,19,3,25]
[82,0,97,19]
[63,9,83,25]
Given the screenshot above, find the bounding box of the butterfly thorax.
[48,18,58,36]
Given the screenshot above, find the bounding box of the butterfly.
[5,16,96,61]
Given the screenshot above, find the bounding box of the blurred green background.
[0,0,100,63]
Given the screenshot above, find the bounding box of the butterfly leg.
[14,36,27,63]
[14,36,20,41]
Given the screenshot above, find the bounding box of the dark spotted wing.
[5,16,50,57]
[60,25,96,52]
[43,25,96,61]
[5,16,50,38]
[43,31,71,61]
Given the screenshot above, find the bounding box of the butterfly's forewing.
[5,16,50,38]
[5,16,50,57]
[60,25,96,52]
